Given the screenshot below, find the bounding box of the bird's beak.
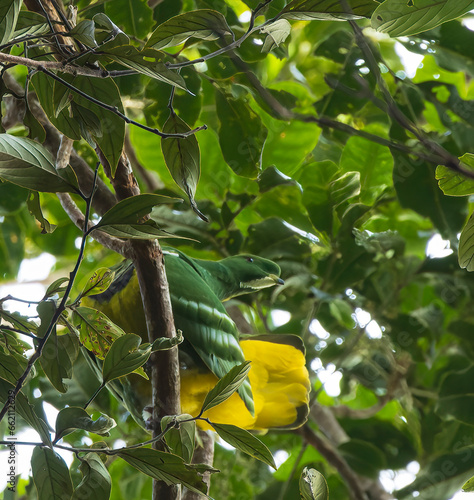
[270,274,285,285]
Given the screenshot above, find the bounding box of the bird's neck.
[194,260,242,301]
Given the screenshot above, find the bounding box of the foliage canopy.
[2,1,474,499]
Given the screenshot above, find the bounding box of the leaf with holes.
[73,306,125,360]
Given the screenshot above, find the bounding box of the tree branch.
[100,150,181,500]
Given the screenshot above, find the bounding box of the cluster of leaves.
[2,0,474,499]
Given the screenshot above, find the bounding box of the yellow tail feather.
[181,339,310,431]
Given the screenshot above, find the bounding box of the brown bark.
[104,152,181,500]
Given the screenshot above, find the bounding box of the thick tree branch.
[101,150,181,500]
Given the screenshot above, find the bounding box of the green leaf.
[151,330,184,351]
[161,113,207,221]
[73,306,125,360]
[54,406,116,442]
[0,135,79,193]
[40,332,79,393]
[102,333,151,383]
[281,0,375,21]
[261,19,291,53]
[31,72,82,141]
[338,439,387,478]
[459,212,474,271]
[146,9,232,50]
[161,414,196,463]
[26,191,57,234]
[0,379,51,446]
[210,423,276,469]
[437,364,474,425]
[393,153,467,239]
[436,154,474,196]
[80,268,115,299]
[69,19,97,47]
[340,134,392,206]
[0,351,27,384]
[463,475,474,492]
[31,446,73,500]
[63,75,125,175]
[93,12,130,46]
[72,453,111,500]
[200,361,251,414]
[44,277,69,299]
[103,46,188,91]
[372,0,474,37]
[117,448,208,496]
[330,171,361,208]
[215,90,267,179]
[104,0,153,39]
[0,0,21,45]
[12,11,48,38]
[299,468,329,500]
[93,193,186,239]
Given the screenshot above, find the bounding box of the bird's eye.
[246,257,254,263]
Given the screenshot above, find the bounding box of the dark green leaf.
[103,46,188,91]
[102,333,151,383]
[437,365,474,425]
[104,0,153,39]
[0,378,52,446]
[69,19,97,47]
[161,414,196,463]
[0,351,26,384]
[26,191,57,234]
[338,439,387,478]
[281,0,375,21]
[117,448,208,496]
[161,113,207,221]
[0,0,21,45]
[44,277,69,299]
[146,9,232,50]
[299,468,329,500]
[40,332,79,393]
[215,90,267,178]
[12,11,48,38]
[151,330,184,351]
[200,361,251,414]
[93,193,186,239]
[72,453,111,500]
[372,0,474,37]
[0,135,79,193]
[210,423,276,469]
[54,406,116,442]
[31,446,73,500]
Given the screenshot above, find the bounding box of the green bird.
[85,249,309,430]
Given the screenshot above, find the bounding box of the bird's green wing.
[164,252,254,414]
[86,252,254,414]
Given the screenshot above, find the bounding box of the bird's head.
[221,254,284,297]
